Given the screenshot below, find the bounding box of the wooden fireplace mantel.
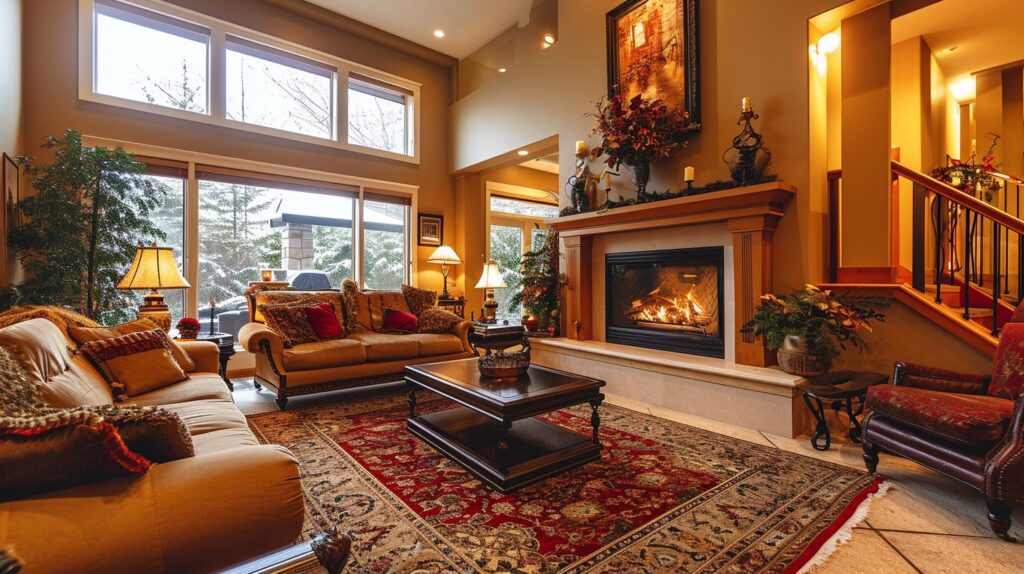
[547,181,796,367]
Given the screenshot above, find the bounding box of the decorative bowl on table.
[477,348,531,381]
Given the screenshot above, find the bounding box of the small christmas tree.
[509,228,566,333]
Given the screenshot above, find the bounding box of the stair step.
[925,284,962,296]
[947,307,994,319]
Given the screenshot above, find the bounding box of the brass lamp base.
[137,289,172,332]
[480,288,498,324]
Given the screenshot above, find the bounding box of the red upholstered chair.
[862,322,1024,541]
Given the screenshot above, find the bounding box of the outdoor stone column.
[283,223,315,270]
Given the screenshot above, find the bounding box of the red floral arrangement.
[589,93,699,169]
[176,317,200,331]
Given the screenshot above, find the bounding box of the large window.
[94,0,209,113]
[84,0,419,160]
[226,36,334,139]
[487,195,558,322]
[348,77,411,155]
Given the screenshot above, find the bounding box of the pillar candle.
[576,140,587,155]
[684,166,695,182]
[741,96,751,112]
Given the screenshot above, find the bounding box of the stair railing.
[828,162,1024,336]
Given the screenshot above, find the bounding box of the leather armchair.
[863,325,1024,541]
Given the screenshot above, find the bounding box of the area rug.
[247,392,883,573]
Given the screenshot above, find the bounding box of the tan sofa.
[239,289,475,409]
[0,318,304,574]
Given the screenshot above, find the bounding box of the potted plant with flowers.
[742,285,885,376]
[590,93,699,201]
[176,317,201,340]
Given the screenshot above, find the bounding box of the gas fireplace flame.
[626,285,711,334]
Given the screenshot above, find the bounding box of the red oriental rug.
[247,392,882,573]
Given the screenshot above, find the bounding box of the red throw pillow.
[382,308,419,334]
[304,303,345,340]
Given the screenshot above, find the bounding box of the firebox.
[605,247,725,358]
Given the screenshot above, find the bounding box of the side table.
[194,332,237,391]
[797,370,888,451]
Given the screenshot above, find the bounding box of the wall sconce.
[809,31,839,74]
[543,33,556,46]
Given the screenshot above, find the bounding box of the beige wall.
[1,0,22,289]
[19,0,455,292]
[483,165,559,195]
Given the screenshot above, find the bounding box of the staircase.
[827,162,1024,357]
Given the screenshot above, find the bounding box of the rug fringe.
[796,479,890,574]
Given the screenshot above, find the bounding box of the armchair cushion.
[867,385,1014,446]
[990,322,1024,399]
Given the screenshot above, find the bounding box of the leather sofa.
[862,323,1024,541]
[239,289,475,409]
[0,318,305,573]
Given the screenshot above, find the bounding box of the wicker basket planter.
[776,335,831,377]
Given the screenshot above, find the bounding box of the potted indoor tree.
[742,285,885,376]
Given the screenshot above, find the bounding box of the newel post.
[728,215,779,367]
[562,234,593,340]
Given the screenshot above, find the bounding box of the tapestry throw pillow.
[418,308,463,334]
[402,284,437,317]
[304,303,346,340]
[381,308,419,334]
[342,280,374,332]
[0,346,44,416]
[0,409,151,500]
[259,303,320,348]
[369,292,410,332]
[69,318,196,373]
[78,330,189,400]
[990,322,1024,399]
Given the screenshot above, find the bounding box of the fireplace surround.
[606,247,725,358]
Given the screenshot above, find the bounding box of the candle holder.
[722,105,772,185]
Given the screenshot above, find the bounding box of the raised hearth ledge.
[531,337,810,438]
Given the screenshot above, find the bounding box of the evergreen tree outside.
[490,224,525,322]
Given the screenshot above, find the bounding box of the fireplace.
[605,247,725,358]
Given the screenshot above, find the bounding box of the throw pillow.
[0,346,44,416]
[419,308,463,334]
[259,303,319,348]
[69,318,196,373]
[402,284,437,316]
[342,280,373,332]
[370,292,410,331]
[78,330,190,400]
[0,409,151,500]
[381,308,419,334]
[255,291,344,328]
[87,404,194,462]
[305,303,345,340]
[991,322,1024,399]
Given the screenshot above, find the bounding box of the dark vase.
[629,159,651,201]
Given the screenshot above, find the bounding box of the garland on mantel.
[559,174,779,217]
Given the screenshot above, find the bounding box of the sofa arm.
[986,392,1024,504]
[892,362,990,395]
[240,322,287,372]
[175,340,220,373]
[0,444,304,573]
[453,320,474,354]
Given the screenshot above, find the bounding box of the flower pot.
[776,335,831,377]
[628,159,651,201]
[178,327,199,340]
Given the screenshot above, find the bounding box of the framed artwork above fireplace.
[606,0,701,125]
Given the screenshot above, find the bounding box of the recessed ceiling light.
[498,68,507,73]
[433,29,445,38]
[517,149,529,156]
[543,33,556,45]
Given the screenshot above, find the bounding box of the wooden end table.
[194,332,237,391]
[798,370,888,451]
[405,359,605,493]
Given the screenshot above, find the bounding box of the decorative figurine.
[722,97,772,185]
[567,142,591,213]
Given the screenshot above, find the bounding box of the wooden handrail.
[891,161,1024,236]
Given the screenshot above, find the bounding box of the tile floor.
[232,379,1024,573]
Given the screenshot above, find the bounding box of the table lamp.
[117,243,191,331]
[426,244,463,301]
[474,260,507,324]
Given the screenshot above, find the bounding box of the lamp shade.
[426,245,463,265]
[474,261,507,289]
[117,244,191,290]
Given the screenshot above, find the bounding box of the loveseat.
[239,287,475,409]
[0,318,304,573]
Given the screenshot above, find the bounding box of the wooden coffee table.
[405,359,605,493]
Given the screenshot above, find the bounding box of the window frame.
[79,0,421,164]
[84,135,419,326]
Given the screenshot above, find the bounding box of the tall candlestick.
[602,171,612,190]
[684,166,695,182]
[575,140,587,156]
[741,96,751,112]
